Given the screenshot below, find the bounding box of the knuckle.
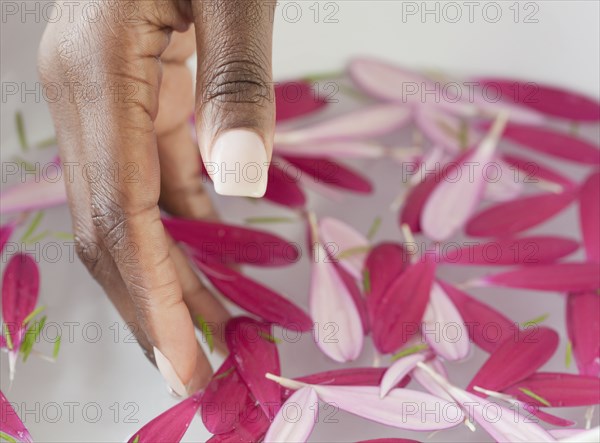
[72,229,106,279]
[201,52,272,106]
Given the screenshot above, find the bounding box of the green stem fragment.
[518,387,552,407]
[3,324,14,350]
[196,315,214,353]
[20,211,44,243]
[391,344,429,361]
[337,245,371,260]
[23,305,46,326]
[521,313,549,327]
[244,216,297,224]
[362,269,371,294]
[53,335,62,359]
[565,340,573,368]
[15,111,29,151]
[0,431,18,443]
[366,216,382,240]
[258,330,281,344]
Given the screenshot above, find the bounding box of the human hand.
[38,0,275,395]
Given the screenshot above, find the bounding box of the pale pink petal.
[567,291,600,377]
[275,141,386,159]
[579,170,600,263]
[319,217,369,279]
[557,427,600,442]
[473,263,600,292]
[264,387,318,443]
[421,113,508,241]
[380,353,426,398]
[422,283,470,361]
[127,392,202,443]
[549,429,587,440]
[412,359,454,402]
[0,178,67,215]
[276,104,411,144]
[310,242,364,362]
[482,158,524,202]
[0,390,33,443]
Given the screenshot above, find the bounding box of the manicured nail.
[153,346,187,397]
[209,129,268,197]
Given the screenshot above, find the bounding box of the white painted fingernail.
[208,129,268,197]
[153,346,187,397]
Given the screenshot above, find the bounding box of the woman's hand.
[38,0,275,395]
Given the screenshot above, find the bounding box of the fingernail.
[153,346,187,397]
[209,129,268,197]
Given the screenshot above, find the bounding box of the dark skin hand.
[38,0,276,395]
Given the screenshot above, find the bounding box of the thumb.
[192,0,275,197]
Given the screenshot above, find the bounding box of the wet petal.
[0,390,33,443]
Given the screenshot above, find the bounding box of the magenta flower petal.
[319,217,369,279]
[0,220,17,254]
[466,190,577,237]
[467,327,559,394]
[0,390,33,443]
[421,112,507,241]
[282,156,372,194]
[127,392,202,443]
[474,263,600,292]
[440,235,579,266]
[275,81,327,122]
[566,291,600,377]
[201,356,251,434]
[477,78,600,121]
[207,401,271,443]
[525,405,575,428]
[501,153,577,190]
[372,258,436,354]
[503,372,600,407]
[264,161,306,208]
[497,123,600,164]
[356,440,419,443]
[422,283,470,361]
[195,259,312,331]
[2,254,39,350]
[276,141,386,159]
[310,241,364,362]
[276,104,411,144]
[579,170,600,263]
[264,387,318,443]
[380,353,427,398]
[439,281,514,353]
[335,263,369,333]
[0,178,67,215]
[163,216,299,267]
[364,243,409,323]
[226,317,282,420]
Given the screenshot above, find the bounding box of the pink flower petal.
[0,390,33,443]
[282,156,372,194]
[422,283,470,361]
[380,353,427,398]
[276,141,386,159]
[207,401,271,443]
[566,291,600,377]
[474,263,600,292]
[414,104,483,153]
[372,258,436,354]
[201,356,251,434]
[264,387,318,443]
[335,263,369,333]
[276,104,411,144]
[503,372,600,407]
[412,359,453,402]
[556,427,600,442]
[2,254,40,350]
[466,190,577,237]
[275,81,327,122]
[0,178,67,215]
[439,281,515,353]
[482,158,524,202]
[264,161,306,208]
[579,170,600,263]
[163,216,299,267]
[194,259,312,331]
[476,78,600,122]
[0,220,17,254]
[225,317,282,420]
[467,327,559,395]
[364,243,409,323]
[310,242,364,362]
[127,392,202,443]
[357,439,419,443]
[497,123,600,164]
[421,113,508,241]
[440,236,579,266]
[501,153,577,191]
[319,217,369,279]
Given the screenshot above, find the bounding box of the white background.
[1,1,599,442]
